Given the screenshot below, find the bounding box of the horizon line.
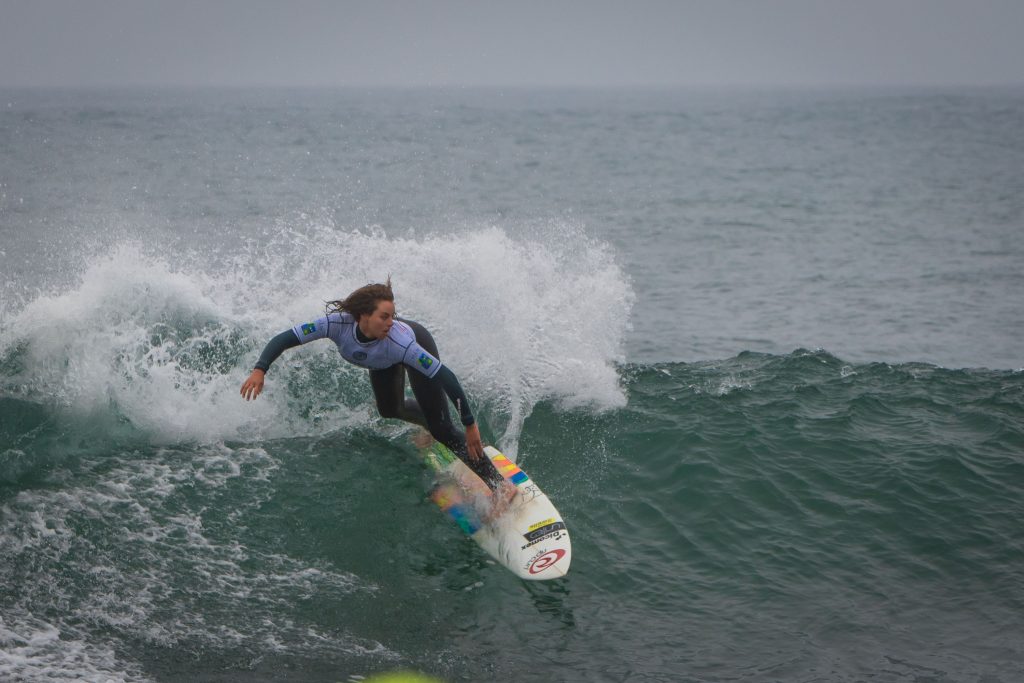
[3,81,1023,90]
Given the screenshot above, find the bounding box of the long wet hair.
[326,276,394,321]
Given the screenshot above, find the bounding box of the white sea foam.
[0,615,149,683]
[0,221,633,455]
[0,444,393,679]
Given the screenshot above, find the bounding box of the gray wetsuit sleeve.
[254,329,301,372]
[436,365,476,426]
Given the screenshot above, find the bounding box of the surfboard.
[421,443,571,580]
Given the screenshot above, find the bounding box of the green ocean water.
[2,87,1024,681]
[2,349,1022,681]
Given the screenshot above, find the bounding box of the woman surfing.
[239,278,511,498]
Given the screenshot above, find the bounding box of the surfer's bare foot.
[412,429,435,449]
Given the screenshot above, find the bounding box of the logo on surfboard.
[522,521,566,543]
[527,549,566,575]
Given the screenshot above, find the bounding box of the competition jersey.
[291,312,442,378]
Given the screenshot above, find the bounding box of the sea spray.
[1,221,634,456]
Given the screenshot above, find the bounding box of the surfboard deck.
[421,443,571,580]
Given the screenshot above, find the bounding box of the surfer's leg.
[369,365,428,428]
[401,319,505,491]
[407,372,502,489]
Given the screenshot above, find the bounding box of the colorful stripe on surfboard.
[423,445,527,536]
[431,483,482,535]
[490,452,529,486]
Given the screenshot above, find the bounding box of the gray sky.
[2,0,1023,88]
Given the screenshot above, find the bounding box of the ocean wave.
[0,223,633,457]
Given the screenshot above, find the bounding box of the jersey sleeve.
[403,342,443,378]
[291,315,331,345]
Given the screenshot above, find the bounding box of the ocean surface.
[1,86,1023,682]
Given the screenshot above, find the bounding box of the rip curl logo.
[353,351,367,361]
[301,323,317,336]
[418,353,434,370]
[527,549,566,575]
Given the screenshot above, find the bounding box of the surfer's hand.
[465,423,484,461]
[240,369,265,400]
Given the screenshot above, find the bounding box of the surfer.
[240,278,510,495]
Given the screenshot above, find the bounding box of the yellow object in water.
[363,672,444,683]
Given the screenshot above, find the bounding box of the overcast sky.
[2,0,1023,88]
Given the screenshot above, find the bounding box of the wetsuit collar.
[354,324,376,344]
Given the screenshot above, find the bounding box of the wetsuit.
[253,312,503,489]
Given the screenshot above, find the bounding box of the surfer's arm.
[435,365,483,459]
[254,329,301,373]
[240,330,301,400]
[435,365,475,426]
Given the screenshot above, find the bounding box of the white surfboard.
[422,444,571,580]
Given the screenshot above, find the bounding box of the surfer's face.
[359,300,395,340]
